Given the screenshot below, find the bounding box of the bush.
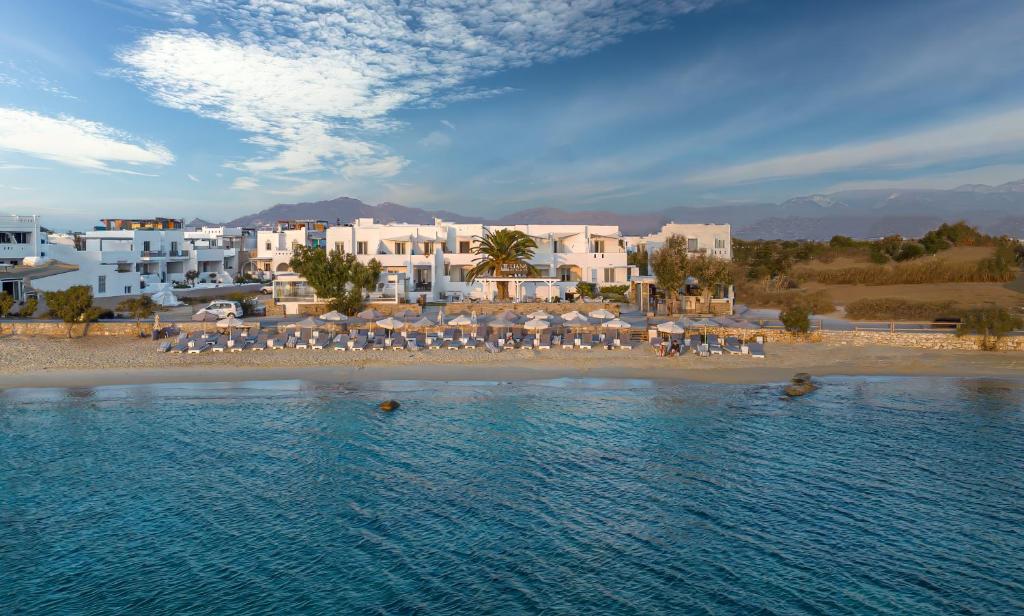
[957,307,1023,351]
[868,245,889,264]
[780,304,812,334]
[576,281,597,299]
[803,257,1015,285]
[116,295,157,335]
[19,297,38,318]
[43,285,102,337]
[599,284,629,302]
[844,298,958,321]
[735,281,835,313]
[0,291,12,317]
[894,242,926,262]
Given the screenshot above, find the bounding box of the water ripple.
[2,377,1023,614]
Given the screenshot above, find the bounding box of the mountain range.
[190,179,1024,240]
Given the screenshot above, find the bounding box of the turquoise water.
[2,377,1023,614]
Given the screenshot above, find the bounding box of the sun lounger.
[520,334,536,348]
[485,340,501,353]
[211,335,228,352]
[331,334,349,350]
[748,342,766,359]
[251,333,269,350]
[538,333,551,350]
[351,335,368,350]
[708,334,723,355]
[369,335,385,350]
[187,341,212,354]
[562,334,575,349]
[311,332,331,350]
[443,328,456,341]
[390,335,407,350]
[464,337,479,349]
[448,338,464,350]
[689,335,702,353]
[295,328,313,349]
[724,336,742,354]
[579,334,593,350]
[157,341,172,353]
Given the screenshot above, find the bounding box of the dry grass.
[844,298,959,321]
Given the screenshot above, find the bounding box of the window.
[603,268,617,283]
[559,268,572,282]
[334,241,345,254]
[357,241,368,255]
[124,285,132,294]
[265,241,271,250]
[394,242,407,255]
[592,240,605,253]
[552,240,560,254]
[423,241,434,255]
[142,240,151,252]
[459,240,471,254]
[98,276,106,294]
[715,237,726,249]
[687,238,698,252]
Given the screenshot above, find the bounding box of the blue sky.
[2,0,1024,230]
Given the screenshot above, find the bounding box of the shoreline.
[2,337,1023,389]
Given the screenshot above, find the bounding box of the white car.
[260,284,273,295]
[197,300,244,319]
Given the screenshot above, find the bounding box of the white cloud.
[118,0,718,190]
[231,176,258,190]
[419,130,452,148]
[685,107,1024,186]
[440,120,456,130]
[187,173,199,182]
[0,107,173,172]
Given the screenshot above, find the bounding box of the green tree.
[576,281,597,299]
[780,303,812,334]
[957,307,1023,351]
[688,254,734,312]
[116,295,157,335]
[650,235,689,313]
[627,248,649,275]
[465,229,539,300]
[289,246,382,314]
[226,292,258,317]
[895,242,926,262]
[44,285,103,338]
[184,270,199,286]
[19,296,38,318]
[0,291,13,318]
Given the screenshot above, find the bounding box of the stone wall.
[441,302,619,317]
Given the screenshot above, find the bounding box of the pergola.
[475,276,561,302]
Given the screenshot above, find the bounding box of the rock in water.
[379,400,400,412]
[784,373,818,397]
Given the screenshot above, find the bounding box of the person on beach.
[668,339,681,357]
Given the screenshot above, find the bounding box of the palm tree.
[466,229,540,300]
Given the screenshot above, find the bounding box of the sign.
[497,262,530,276]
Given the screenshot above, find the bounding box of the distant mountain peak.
[780,194,846,209]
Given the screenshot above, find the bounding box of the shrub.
[0,291,13,317]
[868,245,889,264]
[894,242,926,262]
[804,257,1015,285]
[576,281,597,299]
[19,297,38,318]
[780,304,812,334]
[598,284,629,302]
[44,285,102,337]
[116,295,157,335]
[957,307,1023,351]
[844,298,958,321]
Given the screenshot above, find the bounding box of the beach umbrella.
[375,316,406,333]
[488,316,517,328]
[601,318,631,329]
[561,310,587,322]
[588,308,616,320]
[192,309,219,333]
[657,321,687,334]
[319,310,347,322]
[288,316,324,329]
[357,308,384,320]
[495,309,521,322]
[409,316,435,328]
[523,318,550,331]
[216,316,246,330]
[448,314,473,326]
[527,309,554,320]
[392,308,417,319]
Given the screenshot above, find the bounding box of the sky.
[2,0,1024,230]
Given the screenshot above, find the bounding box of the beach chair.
[708,334,723,355]
[689,335,702,354]
[294,328,312,349]
[391,335,407,350]
[562,333,576,349]
[368,335,385,350]
[211,335,228,352]
[187,340,212,354]
[577,334,592,350]
[520,334,535,349]
[724,336,743,354]
[485,340,501,353]
[448,337,464,350]
[538,333,551,350]
[351,335,368,350]
[332,334,349,350]
[406,336,420,351]
[157,341,172,353]
[748,342,766,359]
[443,328,456,341]
[463,336,479,350]
[311,332,331,350]
[251,333,269,350]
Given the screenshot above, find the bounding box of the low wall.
[442,302,620,317]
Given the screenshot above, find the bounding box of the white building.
[0,214,44,267]
[183,226,256,283]
[276,218,628,309]
[252,220,327,277]
[626,222,733,274]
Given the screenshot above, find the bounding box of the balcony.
[140,250,166,259]
[167,250,190,259]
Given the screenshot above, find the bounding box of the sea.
[1,377,1022,614]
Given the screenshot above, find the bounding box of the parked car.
[196,300,244,319]
[260,285,273,295]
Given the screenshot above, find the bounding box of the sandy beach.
[1,335,1022,389]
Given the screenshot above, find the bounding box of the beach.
[1,335,1021,389]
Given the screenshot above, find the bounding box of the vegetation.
[289,246,382,315]
[844,298,959,321]
[599,284,630,302]
[233,272,258,284]
[780,303,812,334]
[44,285,103,338]
[184,270,199,286]
[116,295,157,335]
[801,255,1015,285]
[650,236,689,312]
[466,229,540,300]
[225,292,259,317]
[0,291,13,318]
[734,281,835,314]
[576,281,597,299]
[957,307,1023,351]
[627,249,649,275]
[19,297,37,318]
